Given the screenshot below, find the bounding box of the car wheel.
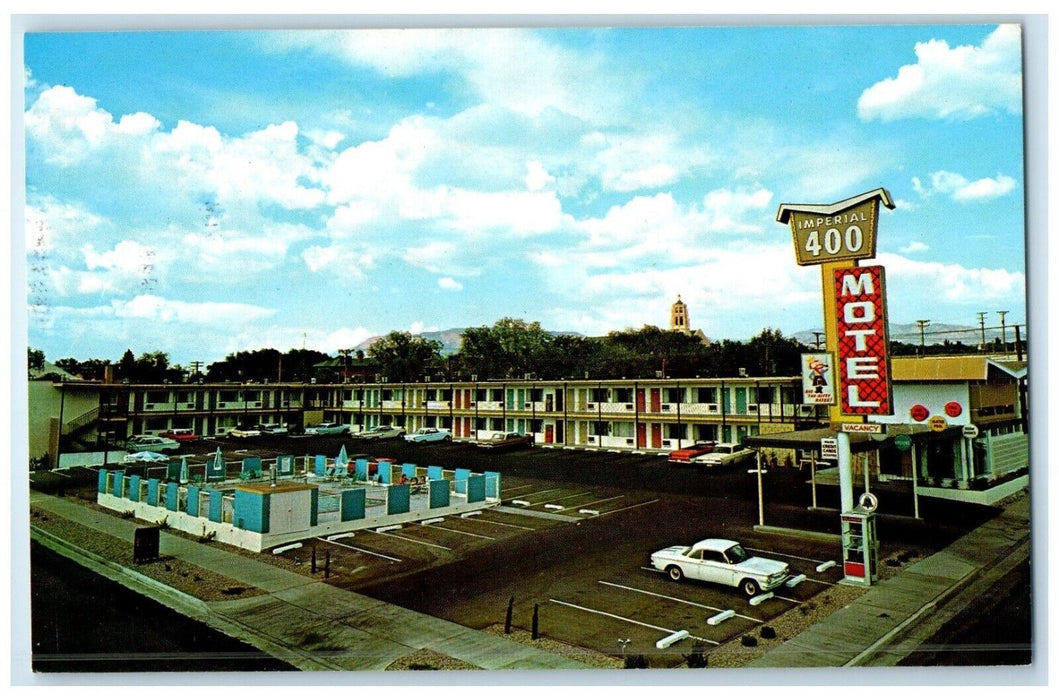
[741,579,760,597]
[667,566,683,582]
[444,435,452,442]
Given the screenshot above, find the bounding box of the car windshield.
[724,544,749,564]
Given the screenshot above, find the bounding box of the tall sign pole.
[778,188,895,586]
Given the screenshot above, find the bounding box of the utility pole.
[976,312,988,350]
[997,310,1009,353]
[915,320,930,354]
[812,331,825,350]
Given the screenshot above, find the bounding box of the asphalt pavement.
[27,483,1032,675]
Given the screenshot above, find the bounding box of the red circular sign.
[910,404,930,422]
[944,401,963,417]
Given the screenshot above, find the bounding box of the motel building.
[29,353,1027,505]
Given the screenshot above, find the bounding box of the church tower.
[670,295,690,333]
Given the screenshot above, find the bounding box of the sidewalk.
[29,491,592,672]
[748,490,1031,667]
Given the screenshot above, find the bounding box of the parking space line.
[772,595,802,604]
[571,495,624,510]
[501,484,535,494]
[802,576,837,587]
[744,547,831,565]
[370,530,452,551]
[548,599,719,646]
[600,581,763,623]
[475,517,536,531]
[421,523,496,540]
[530,491,593,505]
[519,488,564,500]
[590,499,659,517]
[315,537,402,562]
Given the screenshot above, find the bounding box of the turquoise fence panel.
[166,483,178,511]
[341,489,366,521]
[186,485,200,516]
[310,488,319,526]
[147,478,160,506]
[111,470,125,497]
[206,456,226,482]
[429,479,450,508]
[277,455,295,477]
[166,460,182,482]
[97,469,108,493]
[314,455,327,477]
[402,463,417,480]
[241,457,262,478]
[467,474,486,503]
[208,490,223,523]
[378,461,392,484]
[427,466,444,481]
[484,471,501,499]
[387,484,411,515]
[454,468,471,495]
[234,490,269,533]
[355,458,368,481]
[128,475,141,502]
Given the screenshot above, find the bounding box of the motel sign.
[779,188,894,266]
[834,265,893,415]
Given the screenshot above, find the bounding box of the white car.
[305,422,350,436]
[125,434,181,453]
[403,427,453,444]
[356,425,404,441]
[228,426,262,438]
[692,442,755,467]
[650,538,790,597]
[256,422,289,435]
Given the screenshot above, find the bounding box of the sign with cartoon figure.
[801,352,836,405]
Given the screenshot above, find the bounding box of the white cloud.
[912,171,1017,202]
[524,161,555,192]
[25,197,107,254]
[112,294,275,325]
[900,241,930,254]
[857,25,1023,122]
[438,277,464,291]
[876,252,1025,302]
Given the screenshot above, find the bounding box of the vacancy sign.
[834,265,893,415]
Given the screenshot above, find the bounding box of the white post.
[911,443,920,520]
[756,450,765,526]
[810,454,818,509]
[837,431,853,513]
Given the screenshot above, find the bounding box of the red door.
[650,389,661,413]
[637,423,647,449]
[545,425,554,444]
[651,424,662,448]
[636,389,646,412]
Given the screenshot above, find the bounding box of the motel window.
[475,389,488,401]
[695,387,717,403]
[590,388,608,403]
[614,388,633,403]
[664,388,684,403]
[530,388,544,402]
[592,421,609,435]
[145,390,169,404]
[665,424,687,440]
[611,422,634,438]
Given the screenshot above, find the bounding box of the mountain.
[793,322,1013,348]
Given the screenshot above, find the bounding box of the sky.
[18,20,1030,368]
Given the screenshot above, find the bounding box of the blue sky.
[20,22,1028,367]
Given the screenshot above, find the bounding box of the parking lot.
[119,431,999,667]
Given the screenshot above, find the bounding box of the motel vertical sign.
[778,188,896,418]
[833,265,893,414]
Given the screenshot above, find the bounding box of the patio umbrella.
[336,444,349,469]
[179,456,189,484]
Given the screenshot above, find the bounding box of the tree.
[366,332,443,382]
[457,318,554,379]
[28,347,45,374]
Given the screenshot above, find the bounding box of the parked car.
[160,428,198,443]
[304,422,350,436]
[476,431,534,450]
[356,425,404,441]
[228,426,262,438]
[125,434,181,453]
[650,538,790,597]
[692,442,755,467]
[256,422,289,435]
[667,441,716,464]
[404,427,452,444]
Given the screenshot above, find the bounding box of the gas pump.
[841,491,879,586]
